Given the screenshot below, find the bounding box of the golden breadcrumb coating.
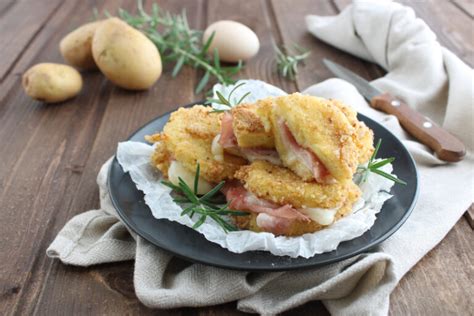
[230,98,274,148]
[145,133,172,176]
[271,93,360,182]
[330,99,374,164]
[232,195,356,236]
[234,160,361,209]
[228,95,373,167]
[147,105,246,182]
[232,160,361,236]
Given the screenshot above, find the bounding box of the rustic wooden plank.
[390,217,474,315]
[206,0,297,94]
[270,0,385,92]
[0,0,471,315]
[27,0,206,314]
[0,0,118,313]
[0,0,63,81]
[403,0,473,66]
[0,0,17,18]
[451,0,474,19]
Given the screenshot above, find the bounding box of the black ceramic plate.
[108,103,418,271]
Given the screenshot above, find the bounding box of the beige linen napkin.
[47,1,473,315]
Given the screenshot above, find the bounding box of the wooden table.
[1,0,472,314]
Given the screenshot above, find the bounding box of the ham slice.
[255,213,291,236]
[222,182,310,222]
[278,118,333,183]
[219,112,282,165]
[219,112,237,148]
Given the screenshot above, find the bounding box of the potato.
[92,18,162,90]
[60,20,103,70]
[22,63,82,103]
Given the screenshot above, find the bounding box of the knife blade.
[323,58,466,162]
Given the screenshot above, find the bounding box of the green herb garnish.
[356,139,407,185]
[161,164,248,232]
[274,44,310,80]
[206,82,251,113]
[111,1,243,93]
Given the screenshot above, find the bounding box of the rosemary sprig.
[356,139,407,185]
[161,163,248,232]
[274,44,310,80]
[206,82,251,112]
[111,1,243,93]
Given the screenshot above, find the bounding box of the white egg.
[203,20,260,62]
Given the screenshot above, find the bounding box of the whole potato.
[92,18,162,90]
[60,20,103,69]
[22,63,83,103]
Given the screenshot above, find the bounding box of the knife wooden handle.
[370,93,466,162]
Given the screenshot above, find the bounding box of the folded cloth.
[47,1,473,315]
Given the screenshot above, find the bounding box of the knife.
[323,59,466,162]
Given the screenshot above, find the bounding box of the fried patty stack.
[147,93,374,236]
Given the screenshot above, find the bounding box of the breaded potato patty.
[232,194,357,236]
[271,93,361,182]
[230,98,274,148]
[234,160,361,209]
[147,105,246,182]
[330,99,374,164]
[146,133,172,175]
[232,160,361,236]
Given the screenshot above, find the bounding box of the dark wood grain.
[206,0,297,94]
[22,0,205,315]
[0,0,64,81]
[390,218,474,315]
[451,0,474,18]
[271,0,386,93]
[0,0,472,315]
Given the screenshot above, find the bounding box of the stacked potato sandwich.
[147,93,374,236]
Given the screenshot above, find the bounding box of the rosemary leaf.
[216,91,231,106]
[193,163,201,194]
[178,177,199,203]
[355,139,407,185]
[370,157,395,169]
[371,169,407,185]
[161,180,182,192]
[180,205,196,216]
[274,44,310,80]
[236,91,251,105]
[172,56,185,77]
[200,181,226,201]
[201,31,215,55]
[196,71,210,93]
[192,215,207,229]
[207,82,251,110]
[163,163,249,233]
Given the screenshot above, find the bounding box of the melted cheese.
[167,161,213,195]
[299,206,339,225]
[211,134,224,162]
[242,149,282,166]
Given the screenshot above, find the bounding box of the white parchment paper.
[116,80,396,258]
